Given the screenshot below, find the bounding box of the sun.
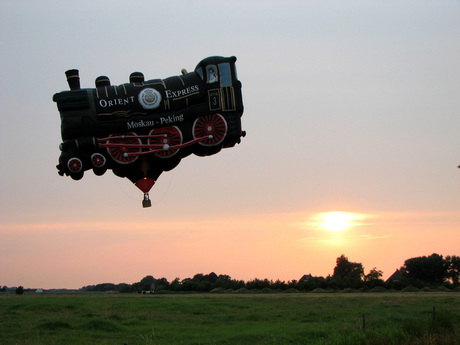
[319,212,356,232]
[302,211,370,233]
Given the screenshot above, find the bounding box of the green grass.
[0,292,458,345]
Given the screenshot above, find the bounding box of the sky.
[0,0,459,289]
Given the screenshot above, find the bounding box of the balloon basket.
[142,193,152,208]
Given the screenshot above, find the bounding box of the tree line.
[78,253,459,293]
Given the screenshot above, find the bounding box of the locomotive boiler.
[53,56,245,207]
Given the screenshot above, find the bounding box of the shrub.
[340,288,358,293]
[368,286,387,293]
[235,287,248,293]
[402,285,419,292]
[210,287,225,293]
[311,288,326,293]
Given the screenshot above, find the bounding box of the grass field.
[0,292,459,345]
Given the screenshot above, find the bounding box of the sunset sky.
[1,0,459,289]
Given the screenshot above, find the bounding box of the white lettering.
[98,96,136,108]
[126,114,184,129]
[165,85,200,99]
[159,114,184,125]
[127,119,156,130]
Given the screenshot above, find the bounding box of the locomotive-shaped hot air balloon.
[53,56,245,207]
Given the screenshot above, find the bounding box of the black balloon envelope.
[53,56,245,207]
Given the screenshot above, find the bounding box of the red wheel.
[91,153,106,168]
[106,132,141,164]
[67,157,82,173]
[193,114,227,146]
[148,126,182,158]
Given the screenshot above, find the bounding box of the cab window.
[206,65,218,83]
[218,63,232,87]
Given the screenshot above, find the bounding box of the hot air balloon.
[53,56,245,207]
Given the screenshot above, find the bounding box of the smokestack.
[65,69,81,90]
[95,76,111,87]
[130,72,144,83]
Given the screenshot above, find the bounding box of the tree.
[205,272,218,283]
[364,267,384,288]
[272,279,288,291]
[15,286,24,295]
[169,277,181,291]
[297,276,327,291]
[138,275,156,291]
[191,273,209,291]
[155,278,170,291]
[93,283,117,291]
[246,278,271,290]
[402,253,447,286]
[332,254,364,288]
[117,283,134,293]
[446,255,460,286]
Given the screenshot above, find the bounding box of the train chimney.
[65,69,81,90]
[95,76,111,87]
[130,72,144,83]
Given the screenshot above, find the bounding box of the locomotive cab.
[195,61,235,86]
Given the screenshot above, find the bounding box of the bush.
[435,286,451,292]
[402,285,419,292]
[368,286,387,293]
[235,288,248,293]
[210,287,225,293]
[339,288,358,293]
[261,287,273,293]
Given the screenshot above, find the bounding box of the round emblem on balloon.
[138,88,162,109]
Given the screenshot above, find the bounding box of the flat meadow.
[0,291,459,345]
